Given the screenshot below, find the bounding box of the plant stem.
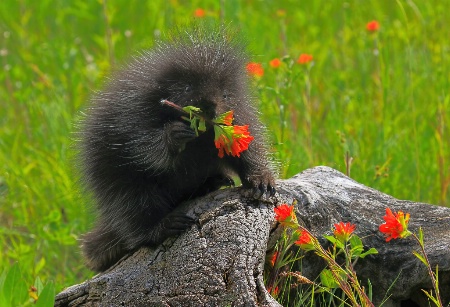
[161,99,216,126]
[160,99,197,115]
[411,233,443,307]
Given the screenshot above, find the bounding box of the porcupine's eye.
[222,89,228,99]
[185,85,192,93]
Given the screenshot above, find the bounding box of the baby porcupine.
[79,26,276,272]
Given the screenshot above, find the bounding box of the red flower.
[333,222,356,243]
[269,251,278,267]
[223,111,233,126]
[274,204,294,222]
[230,125,253,156]
[214,134,230,158]
[194,8,205,18]
[246,62,264,77]
[274,203,298,228]
[366,20,380,32]
[294,230,315,251]
[379,208,411,242]
[297,54,313,65]
[214,110,234,126]
[214,125,254,158]
[267,286,279,296]
[269,58,281,68]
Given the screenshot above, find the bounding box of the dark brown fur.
[79,26,276,272]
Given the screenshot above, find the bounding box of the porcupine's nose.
[198,98,218,120]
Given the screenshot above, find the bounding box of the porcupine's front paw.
[147,210,196,245]
[242,169,276,199]
[165,121,197,152]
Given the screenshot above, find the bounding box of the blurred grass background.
[0,0,449,301]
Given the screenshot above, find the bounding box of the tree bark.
[55,166,450,306]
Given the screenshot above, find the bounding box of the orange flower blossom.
[274,204,293,222]
[223,112,233,126]
[246,62,264,77]
[333,222,356,243]
[379,208,412,242]
[269,251,278,267]
[213,125,254,158]
[214,110,233,126]
[274,204,298,227]
[294,230,315,251]
[267,286,279,296]
[366,20,380,32]
[212,110,254,158]
[297,54,313,65]
[269,58,281,68]
[194,8,205,18]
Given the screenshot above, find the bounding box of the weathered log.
[55,166,450,306]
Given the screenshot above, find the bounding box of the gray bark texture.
[55,166,450,307]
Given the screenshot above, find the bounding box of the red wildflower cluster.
[269,58,281,68]
[294,230,315,251]
[379,208,411,242]
[366,20,380,32]
[214,125,253,158]
[297,54,313,65]
[274,203,298,228]
[333,222,356,243]
[274,204,294,222]
[246,62,264,77]
[213,110,254,158]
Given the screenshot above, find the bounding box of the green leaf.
[412,251,428,266]
[320,269,339,289]
[190,117,199,135]
[0,270,5,307]
[35,282,55,307]
[182,105,201,114]
[0,269,6,292]
[324,235,344,249]
[435,265,439,285]
[2,263,20,304]
[324,235,337,244]
[34,276,44,295]
[367,279,373,301]
[198,118,206,132]
[350,246,364,257]
[349,235,363,249]
[421,289,439,306]
[359,248,378,258]
[0,263,28,306]
[418,227,424,245]
[45,209,62,223]
[35,257,46,276]
[180,105,207,136]
[349,235,366,257]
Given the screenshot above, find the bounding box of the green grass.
[0,0,449,305]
